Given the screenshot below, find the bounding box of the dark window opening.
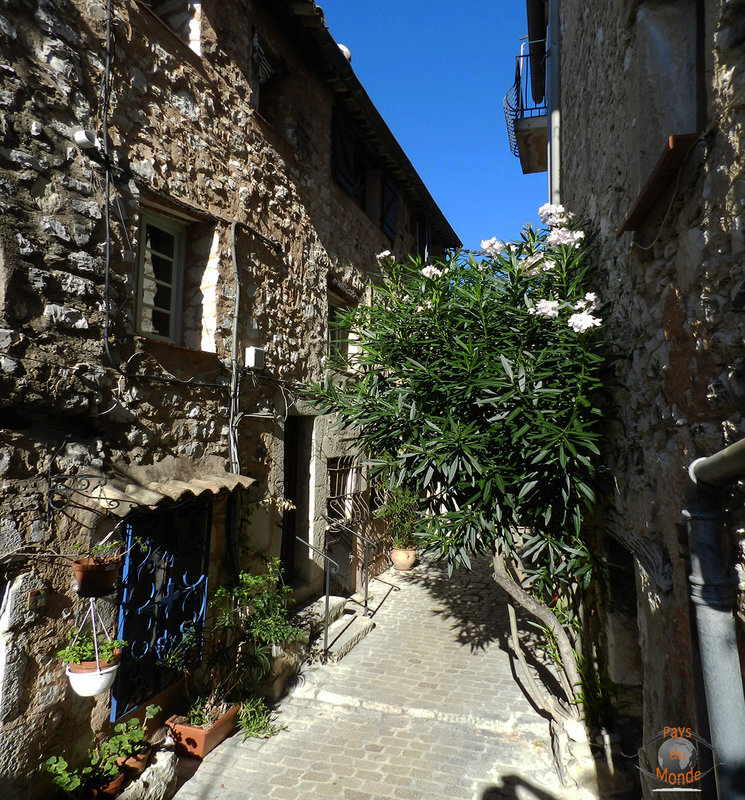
[332,109,399,239]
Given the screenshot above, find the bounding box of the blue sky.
[318,0,547,251]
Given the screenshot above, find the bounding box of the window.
[327,456,365,521]
[332,109,399,239]
[136,213,186,342]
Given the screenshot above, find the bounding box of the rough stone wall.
[0,0,449,794]
[558,0,745,778]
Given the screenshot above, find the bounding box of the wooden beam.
[616,133,700,236]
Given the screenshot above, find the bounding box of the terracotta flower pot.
[390,547,417,571]
[118,745,151,781]
[88,770,124,799]
[66,654,120,696]
[166,705,240,759]
[72,557,123,597]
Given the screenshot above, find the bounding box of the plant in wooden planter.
[164,557,303,757]
[57,629,127,697]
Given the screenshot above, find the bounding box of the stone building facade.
[512,0,745,795]
[0,0,458,794]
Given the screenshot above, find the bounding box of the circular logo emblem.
[658,737,697,774]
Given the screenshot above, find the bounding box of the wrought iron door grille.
[110,497,212,721]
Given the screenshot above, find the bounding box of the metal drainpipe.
[685,436,745,799]
[547,0,561,203]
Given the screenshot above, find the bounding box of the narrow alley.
[172,559,575,800]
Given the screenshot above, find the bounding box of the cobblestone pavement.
[173,558,576,800]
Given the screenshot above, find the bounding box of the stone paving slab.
[173,558,577,800]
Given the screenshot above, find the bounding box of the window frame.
[135,211,187,344]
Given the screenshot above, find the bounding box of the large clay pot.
[390,547,416,571]
[166,705,240,759]
[72,557,122,597]
[66,655,120,696]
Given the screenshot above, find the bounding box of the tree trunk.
[491,544,582,717]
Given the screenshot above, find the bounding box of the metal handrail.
[295,536,339,657]
[323,514,378,617]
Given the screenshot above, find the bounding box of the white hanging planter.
[65,658,120,697]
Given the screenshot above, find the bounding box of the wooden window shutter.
[332,114,357,196]
[381,175,399,240]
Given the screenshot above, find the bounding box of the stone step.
[325,613,375,662]
[292,595,347,637]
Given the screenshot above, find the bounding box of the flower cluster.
[567,292,601,333]
[538,202,574,227]
[539,203,585,250]
[546,228,585,249]
[421,265,443,279]
[528,298,560,319]
[480,237,504,258]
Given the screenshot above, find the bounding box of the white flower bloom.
[584,292,598,310]
[480,237,504,257]
[421,265,442,279]
[546,227,585,249]
[538,203,576,228]
[567,310,602,333]
[376,250,392,260]
[528,298,560,319]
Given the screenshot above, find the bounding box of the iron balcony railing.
[504,39,547,157]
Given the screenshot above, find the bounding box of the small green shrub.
[56,630,127,664]
[237,697,284,739]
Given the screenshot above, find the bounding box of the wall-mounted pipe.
[685,438,745,799]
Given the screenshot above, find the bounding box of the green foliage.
[162,558,303,721]
[375,483,420,549]
[237,697,285,739]
[44,706,160,797]
[305,213,605,617]
[56,629,127,665]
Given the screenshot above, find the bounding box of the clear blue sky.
[317,0,547,252]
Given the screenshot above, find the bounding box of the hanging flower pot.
[58,628,126,697]
[66,657,120,697]
[72,556,123,597]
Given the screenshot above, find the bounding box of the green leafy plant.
[162,558,303,727]
[57,629,127,664]
[374,483,420,549]
[305,205,606,723]
[45,705,160,797]
[237,697,284,739]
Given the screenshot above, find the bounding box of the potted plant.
[45,705,160,798]
[69,539,125,598]
[164,557,303,758]
[57,629,127,697]
[375,483,420,570]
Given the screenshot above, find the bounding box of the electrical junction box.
[245,346,265,370]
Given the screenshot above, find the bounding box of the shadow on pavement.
[480,773,563,798]
[398,556,511,653]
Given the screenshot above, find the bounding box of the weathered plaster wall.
[0,0,444,793]
[559,0,745,775]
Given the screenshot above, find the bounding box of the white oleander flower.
[567,310,602,333]
[421,265,442,279]
[546,228,585,249]
[528,299,560,319]
[376,250,392,260]
[480,237,504,257]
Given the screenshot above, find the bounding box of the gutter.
[684,438,745,799]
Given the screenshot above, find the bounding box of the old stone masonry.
[173,559,581,800]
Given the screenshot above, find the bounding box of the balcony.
[503,39,547,174]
